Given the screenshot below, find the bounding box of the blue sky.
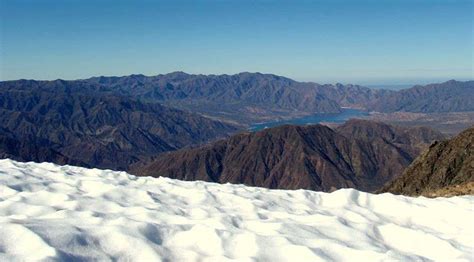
[0,0,472,84]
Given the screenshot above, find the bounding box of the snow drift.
[0,159,472,261]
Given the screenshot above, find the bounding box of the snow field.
[0,159,473,261]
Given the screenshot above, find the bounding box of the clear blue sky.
[0,0,472,84]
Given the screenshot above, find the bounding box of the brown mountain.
[0,90,237,170]
[133,120,444,192]
[379,126,474,197]
[336,119,446,155]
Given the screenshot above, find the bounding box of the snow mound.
[0,159,473,261]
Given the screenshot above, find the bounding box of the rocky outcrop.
[378,126,474,196]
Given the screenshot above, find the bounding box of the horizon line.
[0,71,472,88]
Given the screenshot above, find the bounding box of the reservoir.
[249,108,369,132]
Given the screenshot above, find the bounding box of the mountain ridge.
[133,119,445,192]
[3,72,471,124]
[379,126,474,196]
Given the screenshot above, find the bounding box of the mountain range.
[3,73,472,124]
[133,120,445,192]
[0,72,472,192]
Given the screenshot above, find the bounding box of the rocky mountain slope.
[0,90,237,170]
[134,120,445,192]
[0,129,84,166]
[336,119,445,153]
[379,126,473,197]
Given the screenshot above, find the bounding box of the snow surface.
[0,159,473,261]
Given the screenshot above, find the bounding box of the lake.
[249,108,369,132]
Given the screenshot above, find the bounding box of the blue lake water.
[249,108,369,132]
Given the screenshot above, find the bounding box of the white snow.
[0,159,473,261]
